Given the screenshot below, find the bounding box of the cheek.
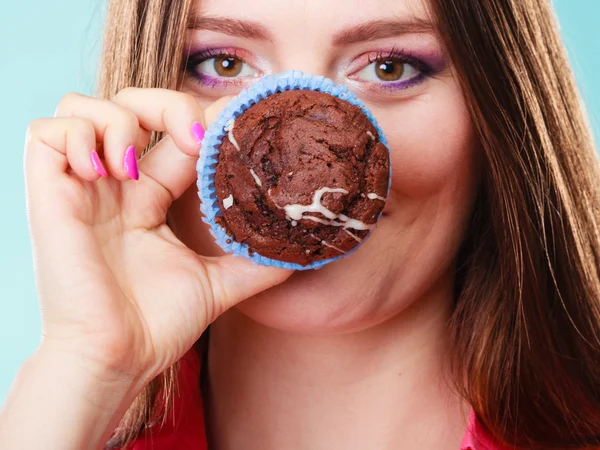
[171,76,480,335]
[372,88,477,202]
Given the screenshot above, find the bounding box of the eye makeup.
[347,47,447,93]
[184,44,448,96]
[185,46,262,90]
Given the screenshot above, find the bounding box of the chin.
[235,217,410,335]
[175,187,461,335]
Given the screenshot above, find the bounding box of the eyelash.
[185,47,433,92]
[186,48,249,88]
[361,47,433,91]
[367,47,431,73]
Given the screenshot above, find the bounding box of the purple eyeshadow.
[411,52,447,74]
[375,72,429,92]
[185,46,447,94]
[192,72,229,89]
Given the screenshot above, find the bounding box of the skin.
[174,1,478,448]
[176,0,478,333]
[0,0,478,449]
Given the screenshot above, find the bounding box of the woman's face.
[169,0,479,333]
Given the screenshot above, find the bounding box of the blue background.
[0,0,598,403]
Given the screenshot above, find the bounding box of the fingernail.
[90,151,108,178]
[123,145,139,181]
[191,122,205,144]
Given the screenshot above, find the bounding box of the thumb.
[198,96,293,314]
[204,254,293,315]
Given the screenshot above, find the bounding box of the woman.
[1,0,599,448]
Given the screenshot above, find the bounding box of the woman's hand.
[24,88,291,387]
[0,88,291,449]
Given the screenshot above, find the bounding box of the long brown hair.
[434,0,600,448]
[99,0,194,447]
[99,0,600,448]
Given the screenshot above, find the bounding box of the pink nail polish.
[191,122,205,144]
[123,146,139,180]
[90,151,108,178]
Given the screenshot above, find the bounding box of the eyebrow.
[188,16,272,41]
[332,19,434,46]
[187,15,433,46]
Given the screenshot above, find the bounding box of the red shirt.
[124,348,508,450]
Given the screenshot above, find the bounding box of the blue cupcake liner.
[196,70,392,271]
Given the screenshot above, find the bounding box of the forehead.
[195,0,431,33]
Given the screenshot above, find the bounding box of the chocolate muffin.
[213,89,390,266]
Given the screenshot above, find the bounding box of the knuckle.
[63,91,84,102]
[24,119,52,171]
[25,118,56,155]
[120,109,140,131]
[112,86,138,103]
[176,91,201,116]
[110,90,141,126]
[107,102,139,131]
[55,92,84,117]
[26,118,47,139]
[69,116,93,133]
[24,120,43,162]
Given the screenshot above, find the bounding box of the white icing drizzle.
[224,119,240,151]
[337,214,374,231]
[344,230,363,243]
[301,214,374,230]
[223,194,234,209]
[283,187,374,231]
[366,131,376,141]
[367,193,386,201]
[302,215,330,225]
[288,171,294,176]
[308,233,344,254]
[321,240,345,254]
[284,187,348,220]
[291,220,298,227]
[249,168,262,187]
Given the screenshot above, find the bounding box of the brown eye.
[354,57,420,87]
[214,57,244,77]
[193,54,259,80]
[374,60,405,82]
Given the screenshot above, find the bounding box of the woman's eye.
[355,59,420,83]
[194,56,258,79]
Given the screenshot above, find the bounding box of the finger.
[25,117,102,183]
[205,255,293,315]
[113,88,207,158]
[204,96,235,125]
[137,135,197,202]
[55,92,150,181]
[136,97,234,202]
